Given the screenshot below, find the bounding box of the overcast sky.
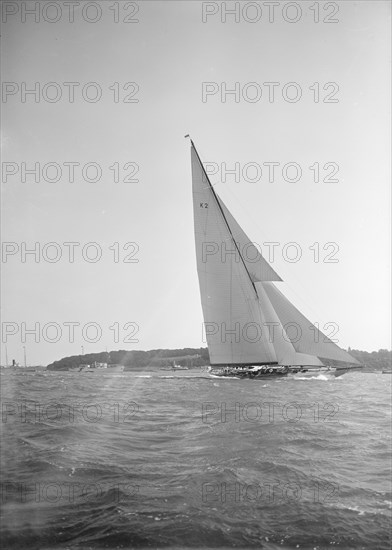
[1,0,390,366]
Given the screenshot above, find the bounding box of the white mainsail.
[190,139,358,367]
[192,144,276,365]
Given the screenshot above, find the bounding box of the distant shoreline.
[45,347,391,372]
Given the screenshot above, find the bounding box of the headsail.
[218,198,282,283]
[262,282,360,364]
[190,139,358,367]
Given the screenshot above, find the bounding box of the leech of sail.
[190,139,258,298]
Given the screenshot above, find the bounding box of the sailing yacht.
[188,138,360,379]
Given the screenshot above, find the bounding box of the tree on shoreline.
[46,347,391,371]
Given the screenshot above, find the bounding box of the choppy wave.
[1,370,391,549]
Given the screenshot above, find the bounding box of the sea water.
[1,370,391,549]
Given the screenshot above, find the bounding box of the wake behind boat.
[189,137,361,379]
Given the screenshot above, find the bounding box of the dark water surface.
[1,370,391,549]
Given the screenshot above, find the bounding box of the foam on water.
[1,370,391,549]
[293,374,332,381]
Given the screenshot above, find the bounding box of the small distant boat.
[161,362,189,371]
[382,369,392,374]
[70,362,124,373]
[172,363,188,370]
[188,138,360,379]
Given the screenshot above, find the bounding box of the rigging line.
[221,181,343,331]
[190,139,259,300]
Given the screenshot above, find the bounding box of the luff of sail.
[190,139,359,367]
